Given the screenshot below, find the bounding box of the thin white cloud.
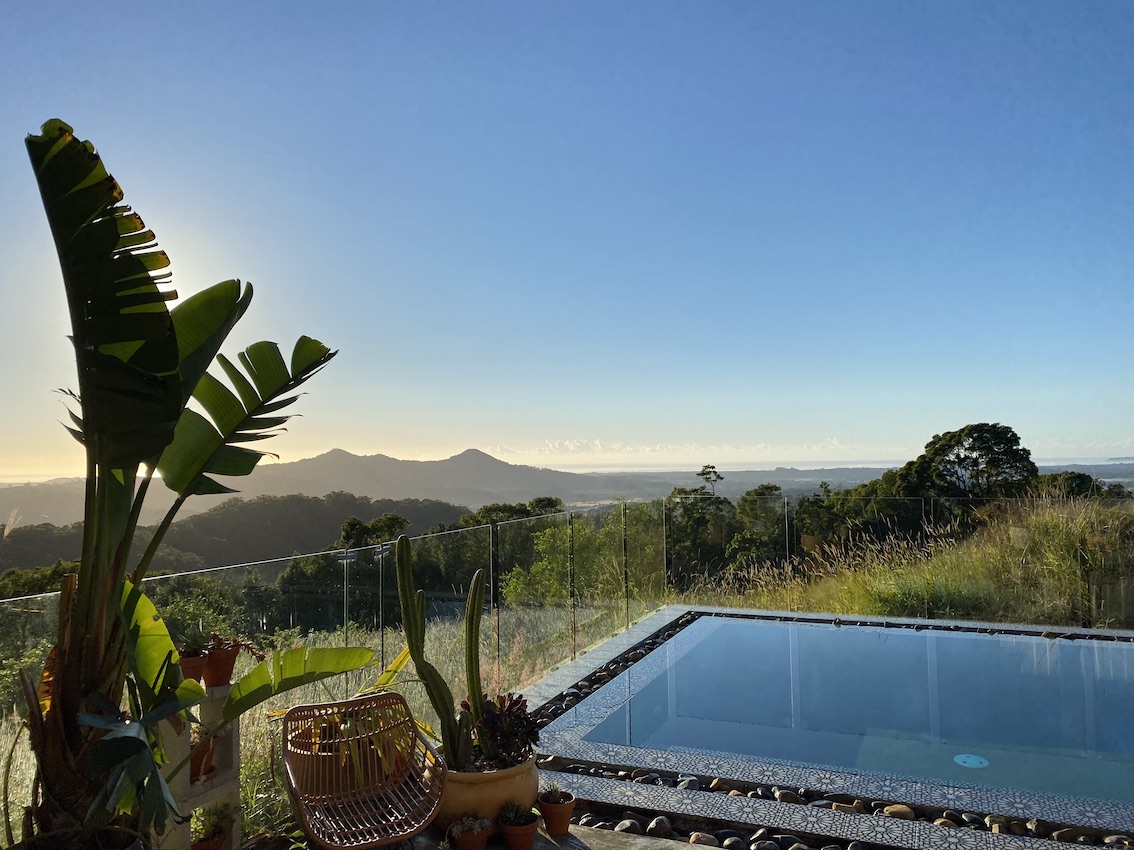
[486,438,915,463]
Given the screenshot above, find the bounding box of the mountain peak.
[449,448,510,466]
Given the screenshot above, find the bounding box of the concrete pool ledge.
[528,606,1134,840]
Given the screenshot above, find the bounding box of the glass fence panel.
[266,548,348,636]
[666,493,1134,631]
[1087,499,1134,628]
[0,592,58,713]
[724,494,791,570]
[664,491,733,591]
[626,499,668,623]
[495,512,573,692]
[0,596,39,843]
[143,556,293,639]
[572,505,632,654]
[342,541,401,669]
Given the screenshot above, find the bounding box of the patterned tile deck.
[528,606,1134,848]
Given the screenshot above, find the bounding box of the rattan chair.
[282,692,447,850]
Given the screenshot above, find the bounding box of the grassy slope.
[683,497,1134,628]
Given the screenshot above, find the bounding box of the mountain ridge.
[3,449,1132,529]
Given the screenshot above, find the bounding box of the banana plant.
[19,119,347,849]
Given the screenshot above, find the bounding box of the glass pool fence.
[1,494,1133,711]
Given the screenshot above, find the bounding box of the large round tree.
[900,422,1038,499]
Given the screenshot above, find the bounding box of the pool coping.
[527,605,1134,848]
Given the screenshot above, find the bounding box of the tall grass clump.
[681,496,1134,629]
[898,496,1134,626]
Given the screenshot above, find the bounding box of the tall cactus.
[395,534,486,770]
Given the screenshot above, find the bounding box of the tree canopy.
[903,423,1038,498]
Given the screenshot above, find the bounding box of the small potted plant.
[174,622,210,682]
[537,780,576,836]
[447,815,492,850]
[497,799,540,850]
[203,631,264,687]
[191,801,232,850]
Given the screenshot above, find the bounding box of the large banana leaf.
[157,337,336,497]
[70,583,207,834]
[26,119,182,468]
[169,279,254,407]
[223,646,375,723]
[121,581,205,719]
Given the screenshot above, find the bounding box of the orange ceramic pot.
[179,655,207,683]
[500,818,539,850]
[191,830,226,850]
[538,791,576,836]
[203,645,240,687]
[433,755,538,830]
[190,737,216,783]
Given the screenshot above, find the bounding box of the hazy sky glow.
[2,2,1132,482]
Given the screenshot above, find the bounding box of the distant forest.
[0,493,467,581]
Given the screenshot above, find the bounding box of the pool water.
[584,615,1134,803]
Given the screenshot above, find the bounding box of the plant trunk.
[20,572,137,850]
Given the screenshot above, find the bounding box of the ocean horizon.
[1,456,1126,486]
[534,457,1126,474]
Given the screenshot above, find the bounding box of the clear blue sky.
[2,1,1131,481]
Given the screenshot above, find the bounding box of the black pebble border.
[532,612,1134,847]
[568,796,886,850]
[540,757,1134,848]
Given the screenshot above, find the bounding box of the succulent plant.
[448,815,492,836]
[498,800,538,826]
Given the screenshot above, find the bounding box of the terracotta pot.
[203,645,240,687]
[190,737,216,783]
[179,654,207,683]
[538,791,576,836]
[191,829,227,850]
[433,755,538,830]
[450,827,490,850]
[500,818,539,850]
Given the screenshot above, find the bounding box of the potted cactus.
[395,536,539,828]
[174,623,211,682]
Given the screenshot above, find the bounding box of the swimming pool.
[586,615,1134,801]
[531,607,1134,837]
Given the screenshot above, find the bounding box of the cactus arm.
[395,536,461,763]
[464,568,485,726]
